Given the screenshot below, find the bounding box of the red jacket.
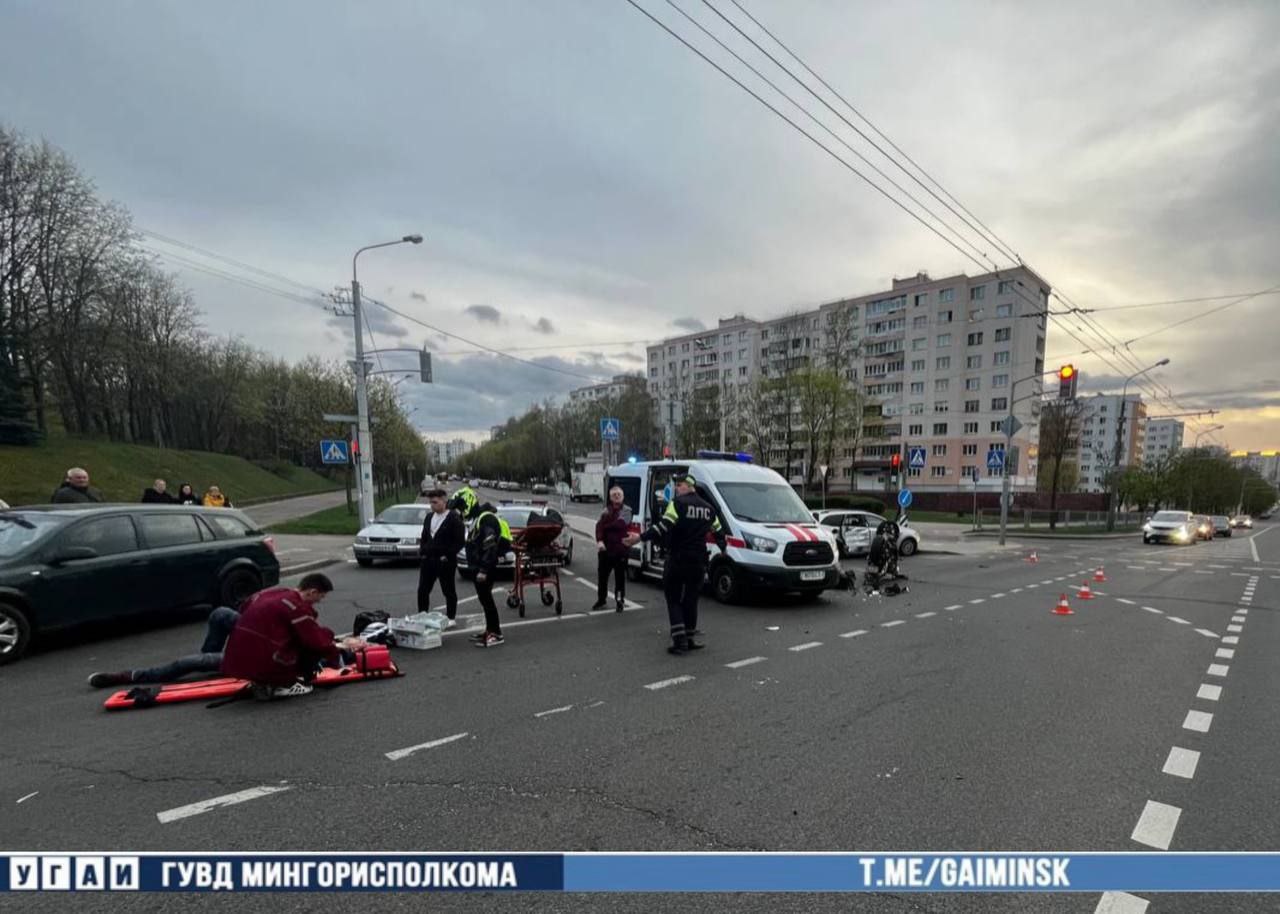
[220,587,339,686]
[595,505,632,558]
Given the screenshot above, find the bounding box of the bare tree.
[1038,399,1085,529]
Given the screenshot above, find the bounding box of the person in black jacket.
[461,498,510,649]
[174,483,200,506]
[51,467,103,504]
[625,475,726,655]
[141,478,176,503]
[417,488,466,624]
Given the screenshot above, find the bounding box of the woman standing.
[593,486,632,612]
[175,483,200,506]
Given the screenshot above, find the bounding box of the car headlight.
[402,537,419,545]
[355,535,370,544]
[746,534,778,553]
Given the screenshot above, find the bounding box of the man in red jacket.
[220,573,358,699]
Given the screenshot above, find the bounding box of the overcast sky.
[2,0,1277,447]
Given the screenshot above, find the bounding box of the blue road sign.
[320,439,350,465]
[600,418,620,441]
[907,446,926,469]
[987,448,1005,471]
[898,488,913,509]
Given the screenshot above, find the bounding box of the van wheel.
[711,563,740,604]
[898,538,918,557]
[220,568,261,607]
[0,602,32,665]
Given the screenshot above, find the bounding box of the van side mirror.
[51,545,98,564]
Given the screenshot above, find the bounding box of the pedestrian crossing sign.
[908,446,926,469]
[987,448,1005,470]
[600,418,620,441]
[320,439,350,465]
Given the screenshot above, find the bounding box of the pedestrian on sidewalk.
[141,479,175,503]
[175,482,200,505]
[417,488,465,625]
[624,475,725,655]
[593,486,631,612]
[201,485,232,508]
[51,467,102,504]
[459,498,511,649]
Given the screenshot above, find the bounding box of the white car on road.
[813,510,921,558]
[353,503,429,566]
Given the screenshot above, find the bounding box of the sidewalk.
[271,533,353,576]
[243,490,348,527]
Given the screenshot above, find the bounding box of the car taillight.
[263,535,277,555]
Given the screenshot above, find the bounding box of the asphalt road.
[1,520,1276,912]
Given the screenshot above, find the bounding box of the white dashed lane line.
[915,611,937,618]
[839,630,869,639]
[789,642,823,652]
[724,657,766,669]
[1197,683,1222,701]
[1206,664,1230,678]
[644,675,695,691]
[1215,648,1235,659]
[1095,891,1150,913]
[968,598,985,605]
[533,705,573,719]
[1167,616,1190,625]
[1116,598,1136,605]
[1162,747,1200,780]
[1227,624,1243,633]
[881,620,906,628]
[1194,629,1219,639]
[157,785,292,824]
[1141,606,1162,614]
[1182,710,1213,733]
[385,732,470,761]
[1223,635,1239,645]
[1131,800,1181,850]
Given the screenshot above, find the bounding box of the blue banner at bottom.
[4,853,1280,893]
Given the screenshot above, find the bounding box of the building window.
[682,342,689,352]
[967,331,983,346]
[961,464,977,478]
[911,359,925,372]
[933,422,948,435]
[934,401,949,414]
[993,350,1010,366]
[990,421,1003,433]
[970,285,986,301]
[963,443,978,455]
[995,303,1013,318]
[912,337,926,351]
[939,288,955,302]
[938,310,953,324]
[937,333,951,348]
[932,444,947,457]
[998,280,1014,294]
[914,293,928,306]
[969,309,983,322]
[909,423,923,436]
[963,423,978,436]
[739,366,748,376]
[913,315,928,328]
[965,378,981,391]
[931,466,948,477]
[964,399,980,413]
[910,381,925,394]
[991,397,1008,411]
[994,327,1011,342]
[992,373,1008,387]
[739,330,748,341]
[907,467,922,478]
[909,403,924,415]
[936,356,951,370]
[935,378,949,392]
[966,355,982,369]
[649,367,657,377]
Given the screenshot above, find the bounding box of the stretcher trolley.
[504,519,565,617]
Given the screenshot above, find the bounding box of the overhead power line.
[1082,289,1280,312]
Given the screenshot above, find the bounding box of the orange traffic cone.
[1053,593,1074,615]
[1093,567,1107,583]
[1027,551,1039,564]
[1077,581,1095,600]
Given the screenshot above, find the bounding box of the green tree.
[1037,399,1085,529]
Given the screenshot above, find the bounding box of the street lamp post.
[351,234,422,527]
[997,369,1053,546]
[1187,423,1224,512]
[1108,358,1170,529]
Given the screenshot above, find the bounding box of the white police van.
[606,451,841,603]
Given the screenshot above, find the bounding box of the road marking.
[1251,537,1260,563]
[1182,710,1213,733]
[881,620,906,628]
[725,656,767,669]
[915,611,937,618]
[1162,747,1200,780]
[944,604,963,610]
[1227,624,1243,633]
[839,630,869,639]
[1042,579,1054,584]
[534,705,573,718]
[1193,570,1213,575]
[1131,800,1181,849]
[1116,598,1136,605]
[157,785,292,824]
[1197,684,1222,701]
[1010,587,1023,594]
[1222,635,1239,644]
[574,577,597,590]
[1215,648,1235,659]
[1230,572,1249,577]
[1209,564,1228,569]
[789,641,823,652]
[991,593,1006,599]
[1158,567,1177,573]
[1194,629,1219,639]
[1231,615,1246,623]
[1167,616,1189,624]
[644,675,695,691]
[385,732,470,761]
[1141,606,1162,614]
[1094,891,1149,913]
[1127,566,1146,571]
[968,598,986,604]
[1207,664,1229,677]
[15,791,38,804]
[1026,584,1039,589]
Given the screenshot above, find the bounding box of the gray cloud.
[410,290,427,302]
[463,304,501,324]
[671,318,706,332]
[531,316,555,335]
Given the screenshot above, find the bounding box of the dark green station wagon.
[0,505,280,664]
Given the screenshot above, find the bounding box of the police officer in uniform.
[625,474,726,655]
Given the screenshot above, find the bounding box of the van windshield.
[715,482,812,524]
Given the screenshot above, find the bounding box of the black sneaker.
[616,596,625,612]
[590,601,607,611]
[686,639,705,651]
[474,632,505,648]
[667,640,689,656]
[88,671,133,689]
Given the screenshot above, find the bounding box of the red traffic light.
[890,453,902,470]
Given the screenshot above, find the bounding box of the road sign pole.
[352,278,375,528]
[998,421,1012,546]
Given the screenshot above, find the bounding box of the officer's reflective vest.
[472,510,512,543]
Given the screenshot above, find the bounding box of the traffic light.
[890,452,902,471]
[1058,364,1078,399]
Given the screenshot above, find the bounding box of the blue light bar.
[695,450,754,463]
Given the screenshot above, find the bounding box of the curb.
[279,557,343,577]
[966,530,1139,541]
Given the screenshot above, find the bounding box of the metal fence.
[970,509,1143,531]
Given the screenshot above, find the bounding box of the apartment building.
[645,266,1051,492]
[567,373,647,405]
[425,438,476,466]
[1142,418,1184,465]
[1071,394,1148,492]
[1229,450,1280,486]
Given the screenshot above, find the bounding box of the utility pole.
[1108,358,1169,530]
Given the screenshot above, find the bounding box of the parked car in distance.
[0,504,280,665]
[1192,515,1214,542]
[469,478,481,489]
[1230,514,1253,529]
[353,503,431,566]
[456,503,574,576]
[813,509,921,558]
[1211,515,1232,537]
[531,483,551,496]
[1142,511,1195,545]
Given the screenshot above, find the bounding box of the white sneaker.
[444,618,457,630]
[271,682,314,698]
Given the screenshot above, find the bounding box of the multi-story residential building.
[1071,394,1148,492]
[644,266,1051,492]
[1142,418,1184,465]
[1229,450,1280,486]
[425,438,476,466]
[567,373,647,405]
